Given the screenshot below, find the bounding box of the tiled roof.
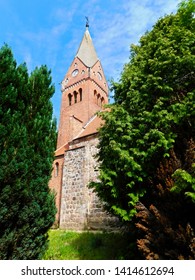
[55,107,110,155]
[55,143,69,157]
[54,115,102,156]
[54,114,102,156]
[73,114,103,140]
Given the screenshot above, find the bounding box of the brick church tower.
[57,24,108,148]
[49,23,110,228]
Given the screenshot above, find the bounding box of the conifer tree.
[92,0,195,259]
[0,45,57,259]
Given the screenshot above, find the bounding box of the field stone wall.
[59,135,118,230]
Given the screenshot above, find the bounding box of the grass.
[43,229,135,260]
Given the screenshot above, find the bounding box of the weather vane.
[85,16,89,28]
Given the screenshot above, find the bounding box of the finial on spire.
[85,16,89,28]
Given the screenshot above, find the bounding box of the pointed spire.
[76,22,98,68]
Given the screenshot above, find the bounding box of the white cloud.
[86,0,180,81]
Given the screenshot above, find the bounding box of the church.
[49,23,118,230]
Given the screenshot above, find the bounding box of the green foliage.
[92,0,195,226]
[43,230,138,260]
[0,45,57,259]
[172,164,195,203]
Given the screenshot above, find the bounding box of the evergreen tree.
[0,45,57,259]
[92,0,195,259]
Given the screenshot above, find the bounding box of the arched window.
[68,93,72,106]
[73,91,78,103]
[97,93,101,107]
[79,88,82,101]
[55,162,59,177]
[101,97,105,108]
[94,90,97,104]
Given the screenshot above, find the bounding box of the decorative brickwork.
[57,50,108,149]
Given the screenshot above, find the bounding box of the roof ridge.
[73,114,97,140]
[55,142,68,152]
[83,114,97,128]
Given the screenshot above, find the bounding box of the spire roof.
[76,28,99,67]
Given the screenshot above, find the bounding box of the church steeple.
[76,27,98,68]
[56,24,108,149]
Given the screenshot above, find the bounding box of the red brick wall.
[57,58,108,149]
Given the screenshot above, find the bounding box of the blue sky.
[0,0,180,123]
